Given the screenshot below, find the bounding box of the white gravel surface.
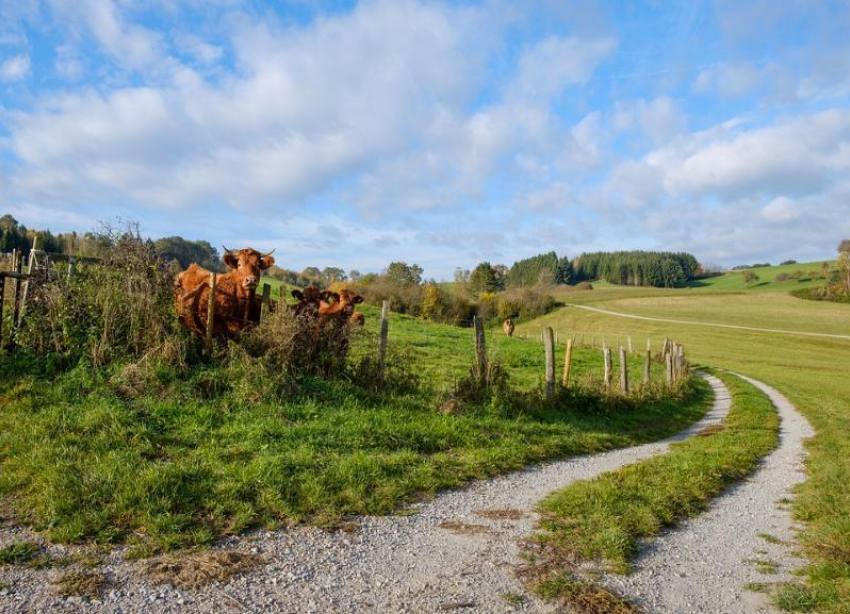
[0,372,807,614]
[599,373,814,614]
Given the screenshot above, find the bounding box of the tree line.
[573,251,700,288]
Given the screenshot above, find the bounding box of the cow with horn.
[175,246,276,338]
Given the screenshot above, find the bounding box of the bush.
[16,227,184,368]
[574,281,593,291]
[775,273,789,282]
[497,286,558,322]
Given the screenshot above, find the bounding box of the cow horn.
[261,248,276,258]
[222,245,232,254]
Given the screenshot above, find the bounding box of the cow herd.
[174,247,365,341]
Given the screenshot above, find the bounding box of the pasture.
[0,303,705,557]
[518,283,850,612]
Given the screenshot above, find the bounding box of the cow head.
[222,247,275,291]
[319,289,364,318]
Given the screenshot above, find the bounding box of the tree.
[838,239,850,291]
[321,267,347,286]
[153,236,222,271]
[349,269,362,283]
[742,270,760,286]
[469,262,498,298]
[384,262,423,286]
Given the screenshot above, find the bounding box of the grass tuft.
[143,549,262,590]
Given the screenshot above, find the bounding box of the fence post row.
[205,273,217,354]
[543,327,555,402]
[378,300,390,379]
[562,338,573,387]
[619,347,629,393]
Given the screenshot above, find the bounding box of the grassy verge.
[525,370,778,611]
[519,291,850,613]
[0,332,707,557]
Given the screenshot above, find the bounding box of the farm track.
[1,373,731,614]
[564,303,850,341]
[598,374,814,614]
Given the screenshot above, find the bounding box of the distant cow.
[502,318,515,337]
[291,286,337,317]
[319,289,364,320]
[175,246,275,338]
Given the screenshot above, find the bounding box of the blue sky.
[1,0,849,279]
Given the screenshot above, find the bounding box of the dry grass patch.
[438,521,492,535]
[143,550,262,590]
[53,570,110,599]
[475,509,526,520]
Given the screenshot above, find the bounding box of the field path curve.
[598,373,814,614]
[0,375,729,614]
[564,302,850,341]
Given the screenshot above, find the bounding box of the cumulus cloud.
[760,196,800,222]
[0,54,31,81]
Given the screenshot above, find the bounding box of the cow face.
[223,248,275,290]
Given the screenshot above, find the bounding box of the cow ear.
[223,252,239,269]
[292,290,304,301]
[260,255,275,270]
[353,295,364,304]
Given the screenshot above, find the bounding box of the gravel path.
[0,373,743,614]
[599,373,814,614]
[564,303,850,341]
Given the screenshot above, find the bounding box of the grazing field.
[518,285,850,613]
[0,308,706,557]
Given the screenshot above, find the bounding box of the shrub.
[16,226,183,368]
[497,286,558,322]
[574,281,593,291]
[775,273,789,282]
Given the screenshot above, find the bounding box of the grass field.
[518,283,850,613]
[0,307,705,557]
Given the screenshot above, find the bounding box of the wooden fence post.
[543,327,555,402]
[378,300,390,378]
[259,283,271,323]
[18,236,38,326]
[205,273,217,354]
[10,252,23,346]
[643,349,651,384]
[603,347,613,390]
[473,315,487,383]
[67,255,76,281]
[562,338,573,387]
[619,347,629,394]
[665,351,674,384]
[0,274,5,349]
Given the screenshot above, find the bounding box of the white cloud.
[760,196,800,222]
[0,54,31,81]
[693,63,761,98]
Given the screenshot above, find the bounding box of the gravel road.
[0,372,806,614]
[599,373,814,614]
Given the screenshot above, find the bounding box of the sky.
[1,0,849,279]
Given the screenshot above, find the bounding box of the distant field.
[686,261,831,292]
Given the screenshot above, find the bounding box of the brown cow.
[318,288,364,319]
[291,286,337,317]
[502,318,515,337]
[175,246,275,338]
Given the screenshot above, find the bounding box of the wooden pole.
[378,300,390,378]
[18,236,38,326]
[0,274,5,350]
[619,347,629,394]
[604,347,613,390]
[666,352,674,384]
[543,327,555,402]
[646,337,651,353]
[11,252,23,345]
[259,283,271,323]
[643,349,651,384]
[473,315,487,383]
[67,255,76,281]
[206,273,217,354]
[562,338,573,387]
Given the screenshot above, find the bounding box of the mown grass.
[519,289,850,613]
[0,314,707,556]
[530,371,778,577]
